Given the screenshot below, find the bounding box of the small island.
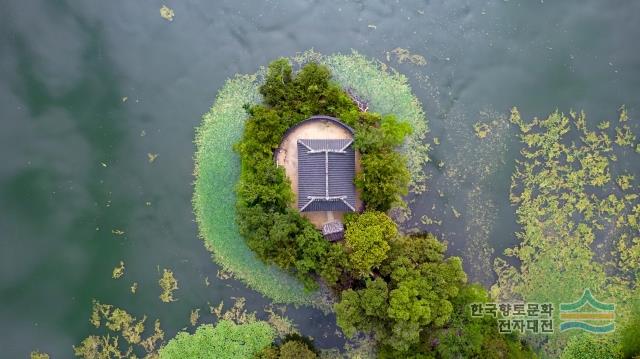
[228,58,535,357]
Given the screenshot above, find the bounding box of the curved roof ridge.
[281,115,354,140]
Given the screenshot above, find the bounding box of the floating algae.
[159,268,178,303]
[451,206,461,219]
[209,301,224,319]
[147,153,159,163]
[427,107,511,284]
[221,297,256,324]
[160,5,174,21]
[77,301,165,358]
[264,306,299,338]
[492,108,640,356]
[473,122,491,139]
[30,351,49,359]
[389,47,427,66]
[130,282,138,294]
[112,261,125,279]
[190,308,200,326]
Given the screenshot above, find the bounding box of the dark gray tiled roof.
[297,139,356,212]
[322,221,345,242]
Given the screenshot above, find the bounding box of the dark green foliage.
[258,58,355,121]
[425,284,536,359]
[254,334,318,359]
[237,204,347,288]
[621,307,640,358]
[278,341,317,359]
[356,151,410,212]
[335,234,468,353]
[353,113,412,212]
[236,162,293,210]
[335,235,536,358]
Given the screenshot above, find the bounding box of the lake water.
[2,0,639,357]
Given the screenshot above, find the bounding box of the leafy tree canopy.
[560,334,621,359]
[344,211,397,276]
[336,233,467,353]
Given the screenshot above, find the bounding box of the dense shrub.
[560,335,621,359]
[356,151,410,212]
[255,334,318,359]
[620,306,640,359]
[343,211,397,276]
[278,340,317,359]
[424,284,536,359]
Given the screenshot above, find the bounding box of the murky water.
[2,0,639,357]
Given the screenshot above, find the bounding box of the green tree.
[335,234,468,353]
[279,340,317,359]
[354,114,412,154]
[424,284,535,359]
[356,151,410,212]
[344,211,397,276]
[254,334,318,359]
[620,306,640,359]
[353,114,412,212]
[159,320,274,359]
[335,278,389,338]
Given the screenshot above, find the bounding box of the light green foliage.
[30,351,49,359]
[560,335,621,359]
[334,278,389,338]
[159,320,274,359]
[194,73,314,304]
[344,211,397,276]
[493,108,640,355]
[353,113,412,153]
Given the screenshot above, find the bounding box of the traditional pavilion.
[297,138,357,213]
[275,116,360,241]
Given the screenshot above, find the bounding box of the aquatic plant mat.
[492,108,639,355]
[193,51,428,305]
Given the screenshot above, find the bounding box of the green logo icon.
[559,289,615,333]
